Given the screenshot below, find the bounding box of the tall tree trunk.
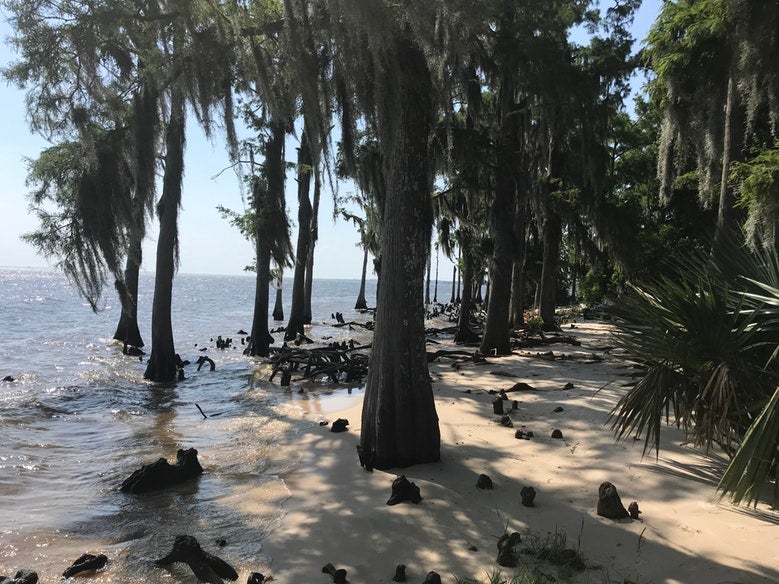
[480,64,516,356]
[360,33,440,470]
[538,133,563,330]
[538,211,561,329]
[509,196,529,328]
[144,90,186,382]
[272,275,284,321]
[285,130,313,341]
[450,266,457,304]
[116,81,158,349]
[113,236,144,347]
[433,247,439,302]
[247,123,286,357]
[455,250,461,303]
[355,246,369,309]
[454,241,478,343]
[425,246,431,305]
[303,163,320,324]
[714,75,745,250]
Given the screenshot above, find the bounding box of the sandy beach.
[259,321,778,584]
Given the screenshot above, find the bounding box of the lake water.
[0,267,393,582]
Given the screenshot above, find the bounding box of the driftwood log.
[120,448,203,494]
[156,535,237,584]
[269,345,369,384]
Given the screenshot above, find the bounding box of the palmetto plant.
[609,239,779,506]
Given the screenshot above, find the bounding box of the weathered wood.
[268,345,369,384]
[0,570,38,584]
[155,535,238,584]
[120,448,203,494]
[63,554,107,578]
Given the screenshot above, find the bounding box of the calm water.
[0,267,380,582]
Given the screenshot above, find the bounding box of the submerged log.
[155,535,238,584]
[120,448,203,494]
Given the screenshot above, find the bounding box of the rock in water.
[62,554,108,578]
[597,481,629,519]
[156,535,238,583]
[386,475,422,505]
[520,486,536,507]
[121,448,203,494]
[476,474,493,489]
[0,570,38,584]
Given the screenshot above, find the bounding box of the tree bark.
[433,247,439,302]
[480,62,516,356]
[355,247,369,309]
[454,240,478,343]
[303,163,320,324]
[247,122,286,357]
[272,278,284,321]
[509,196,529,328]
[713,75,745,250]
[360,33,440,470]
[144,90,186,382]
[538,211,561,329]
[285,130,313,341]
[425,246,431,305]
[114,235,144,347]
[450,266,457,304]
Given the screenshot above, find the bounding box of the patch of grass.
[522,528,587,577]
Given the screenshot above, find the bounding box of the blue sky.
[0,1,660,279]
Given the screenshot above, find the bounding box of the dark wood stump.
[597,481,629,519]
[63,554,107,578]
[496,532,522,567]
[392,564,406,582]
[0,570,38,584]
[155,535,237,583]
[476,474,493,489]
[121,448,203,494]
[331,418,349,433]
[386,475,422,505]
[422,572,441,584]
[520,486,536,507]
[321,562,347,583]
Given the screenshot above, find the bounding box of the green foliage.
[610,239,779,505]
[732,143,779,248]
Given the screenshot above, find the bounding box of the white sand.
[260,321,778,584]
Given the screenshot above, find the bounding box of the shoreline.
[260,320,778,583]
